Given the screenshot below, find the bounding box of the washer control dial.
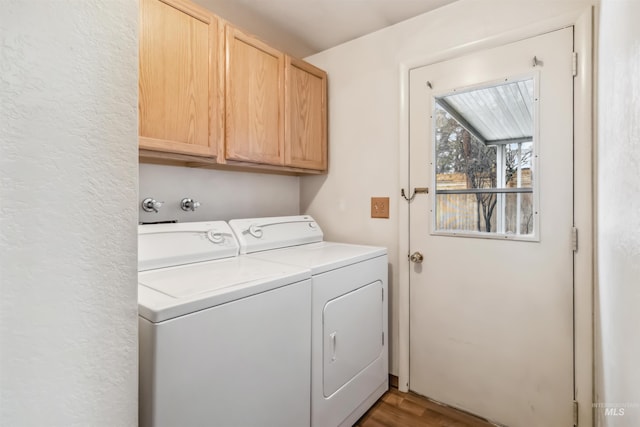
[207,230,224,244]
[249,224,263,238]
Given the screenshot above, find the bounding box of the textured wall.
[0,1,139,426]
[139,164,300,223]
[301,0,593,377]
[596,0,640,425]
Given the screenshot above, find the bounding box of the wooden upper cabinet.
[139,0,222,157]
[138,0,328,173]
[225,26,284,165]
[285,56,328,171]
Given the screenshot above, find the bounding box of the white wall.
[595,0,640,424]
[0,1,138,426]
[139,164,300,223]
[301,0,593,376]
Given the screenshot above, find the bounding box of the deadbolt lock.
[410,251,424,264]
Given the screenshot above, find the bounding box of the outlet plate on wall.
[371,197,390,218]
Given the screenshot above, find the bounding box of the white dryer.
[229,216,389,427]
[138,221,312,427]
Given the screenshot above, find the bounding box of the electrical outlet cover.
[371,197,390,219]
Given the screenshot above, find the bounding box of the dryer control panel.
[229,216,324,254]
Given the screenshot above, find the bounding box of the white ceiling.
[195,0,457,57]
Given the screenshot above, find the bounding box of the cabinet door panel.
[225,27,284,165]
[139,0,218,157]
[285,57,327,171]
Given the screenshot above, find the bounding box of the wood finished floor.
[354,387,495,427]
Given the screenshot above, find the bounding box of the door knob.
[410,251,424,264]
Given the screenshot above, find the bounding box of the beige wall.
[301,0,593,376]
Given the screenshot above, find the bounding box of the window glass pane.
[504,142,533,188]
[435,103,497,191]
[436,193,497,232]
[433,77,535,238]
[504,193,534,235]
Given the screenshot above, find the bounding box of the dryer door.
[323,280,384,397]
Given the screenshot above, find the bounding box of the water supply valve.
[180,198,201,212]
[142,198,164,213]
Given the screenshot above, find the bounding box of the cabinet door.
[139,0,221,157]
[225,26,284,165]
[285,57,327,171]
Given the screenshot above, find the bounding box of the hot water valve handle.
[141,198,164,213]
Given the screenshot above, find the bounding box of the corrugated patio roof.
[436,79,534,145]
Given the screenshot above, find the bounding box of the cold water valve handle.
[181,198,201,212]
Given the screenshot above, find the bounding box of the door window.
[432,76,538,239]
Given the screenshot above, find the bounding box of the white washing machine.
[229,216,389,427]
[138,221,312,427]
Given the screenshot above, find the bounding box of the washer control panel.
[138,221,239,271]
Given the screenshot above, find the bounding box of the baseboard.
[389,374,399,389]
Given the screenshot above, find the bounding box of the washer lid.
[229,215,323,254]
[138,221,239,271]
[138,257,310,323]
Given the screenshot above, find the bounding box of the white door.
[408,28,574,426]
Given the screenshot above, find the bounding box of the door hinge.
[572,52,578,77]
[572,227,579,252]
[573,400,579,425]
[382,332,385,346]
